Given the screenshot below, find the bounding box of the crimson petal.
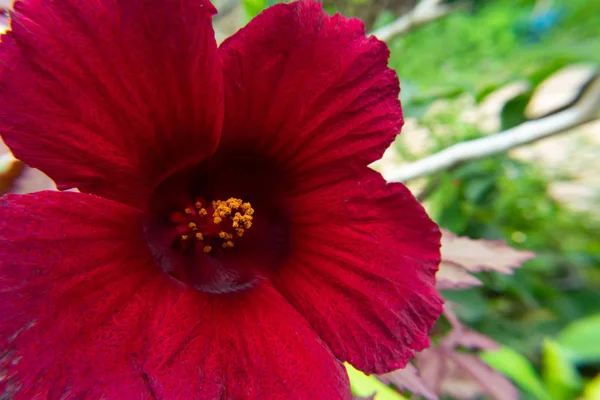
[0,192,350,399]
[273,169,443,374]
[0,191,164,397]
[143,282,351,399]
[0,0,223,209]
[219,1,402,190]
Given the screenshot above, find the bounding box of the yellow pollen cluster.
[218,231,235,249]
[218,232,233,239]
[211,198,254,240]
[176,198,254,254]
[194,201,208,216]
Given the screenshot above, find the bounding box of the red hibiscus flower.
[0,0,443,398]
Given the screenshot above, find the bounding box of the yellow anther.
[178,198,255,254]
[222,240,235,249]
[226,198,242,209]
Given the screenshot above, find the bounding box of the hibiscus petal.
[0,191,165,398]
[273,169,443,374]
[219,1,402,186]
[0,192,350,399]
[0,0,223,209]
[142,282,351,399]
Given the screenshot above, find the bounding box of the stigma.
[170,197,254,254]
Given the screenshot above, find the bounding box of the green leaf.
[542,339,583,400]
[500,90,533,130]
[241,0,268,21]
[464,177,496,203]
[345,363,407,400]
[584,374,600,400]
[557,314,600,364]
[481,346,552,400]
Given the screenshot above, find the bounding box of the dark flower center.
[143,153,290,294]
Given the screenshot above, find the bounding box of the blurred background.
[1,0,599,399]
[216,0,600,398]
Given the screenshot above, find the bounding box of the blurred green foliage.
[415,99,600,358]
[483,314,600,399]
[387,0,600,110]
[345,364,407,400]
[241,0,282,22]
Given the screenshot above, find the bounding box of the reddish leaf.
[416,347,518,400]
[441,229,534,274]
[439,360,485,400]
[379,363,439,400]
[453,331,499,351]
[415,348,447,395]
[442,304,499,351]
[436,262,482,289]
[415,304,515,399]
[443,302,462,329]
[448,352,519,400]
